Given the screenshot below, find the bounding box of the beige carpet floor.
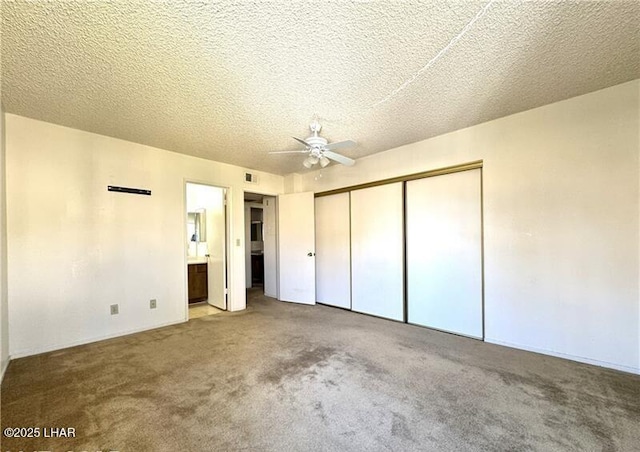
[1,289,638,451]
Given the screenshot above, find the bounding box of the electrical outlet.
[150,299,157,309]
[110,304,119,315]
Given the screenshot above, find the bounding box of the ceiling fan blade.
[268,149,308,154]
[292,136,311,148]
[324,140,356,151]
[323,150,355,166]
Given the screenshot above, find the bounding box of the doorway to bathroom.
[186,182,229,320]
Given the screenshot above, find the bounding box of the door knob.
[307,252,315,257]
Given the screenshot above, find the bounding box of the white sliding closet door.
[351,183,404,321]
[315,193,351,309]
[406,169,483,339]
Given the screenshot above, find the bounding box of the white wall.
[6,115,284,358]
[0,102,9,380]
[301,80,640,373]
[283,173,303,194]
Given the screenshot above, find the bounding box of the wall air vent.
[244,172,258,184]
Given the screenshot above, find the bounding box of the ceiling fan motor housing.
[305,136,328,157]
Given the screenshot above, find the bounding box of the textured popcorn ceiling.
[2,1,639,175]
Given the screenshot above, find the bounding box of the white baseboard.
[485,337,640,375]
[9,319,186,359]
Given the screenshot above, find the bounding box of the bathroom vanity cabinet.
[188,263,208,303]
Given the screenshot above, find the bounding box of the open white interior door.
[207,187,227,310]
[277,192,316,304]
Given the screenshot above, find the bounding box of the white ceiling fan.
[269,119,356,168]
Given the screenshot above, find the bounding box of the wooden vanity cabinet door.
[188,263,208,303]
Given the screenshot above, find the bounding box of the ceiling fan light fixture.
[303,155,319,168]
[303,157,314,168]
[319,156,330,167]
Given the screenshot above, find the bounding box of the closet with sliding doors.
[314,162,483,339]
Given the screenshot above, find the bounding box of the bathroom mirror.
[187,208,207,242]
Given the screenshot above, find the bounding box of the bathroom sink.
[187,256,208,264]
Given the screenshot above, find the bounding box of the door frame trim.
[184,180,231,320]
[244,190,280,299]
